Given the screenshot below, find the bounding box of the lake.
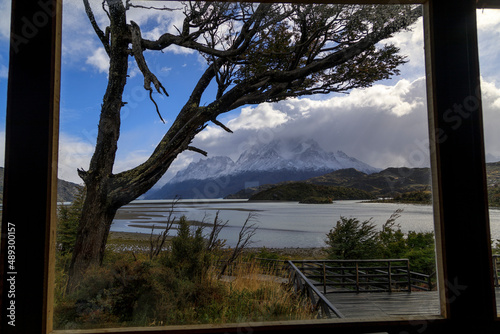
[111,200,500,248]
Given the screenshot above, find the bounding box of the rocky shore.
[108,231,327,260]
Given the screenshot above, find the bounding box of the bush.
[325,211,436,274]
[164,216,211,281]
[57,186,84,256]
[54,254,312,328]
[325,216,380,259]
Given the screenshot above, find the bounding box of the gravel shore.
[108,231,327,259]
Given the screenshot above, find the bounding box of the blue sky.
[1,1,500,186]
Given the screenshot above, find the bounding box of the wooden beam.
[0,0,61,333]
[425,0,497,331]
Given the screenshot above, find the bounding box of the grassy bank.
[55,228,316,329]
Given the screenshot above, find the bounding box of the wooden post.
[387,261,392,293]
[322,262,327,294]
[406,259,412,292]
[0,1,62,333]
[425,0,497,330]
[355,262,360,293]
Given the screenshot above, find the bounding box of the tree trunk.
[67,184,117,288]
[67,0,129,290]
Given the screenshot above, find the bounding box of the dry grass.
[213,260,315,322]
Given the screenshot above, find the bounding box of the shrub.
[325,216,380,259]
[165,216,211,281]
[56,186,84,256]
[325,211,436,274]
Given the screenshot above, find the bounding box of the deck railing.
[493,255,500,287]
[290,259,435,293]
[287,260,344,319]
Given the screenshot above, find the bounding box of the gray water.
[111,199,500,248]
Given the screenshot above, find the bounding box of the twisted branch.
[130,20,169,123]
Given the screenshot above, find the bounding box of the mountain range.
[228,167,431,199]
[146,138,380,200]
[230,161,500,200]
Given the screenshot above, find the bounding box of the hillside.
[306,167,431,197]
[229,162,500,203]
[486,161,500,186]
[248,182,376,202]
[227,167,431,199]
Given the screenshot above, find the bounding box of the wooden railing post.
[355,262,360,293]
[406,259,412,292]
[493,256,499,287]
[323,262,327,294]
[387,261,392,293]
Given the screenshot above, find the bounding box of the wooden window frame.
[1,0,499,333]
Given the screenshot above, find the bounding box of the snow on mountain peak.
[168,139,379,183]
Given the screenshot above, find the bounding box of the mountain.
[0,167,81,203]
[226,167,431,199]
[146,139,380,200]
[248,182,376,202]
[229,161,500,200]
[306,167,431,196]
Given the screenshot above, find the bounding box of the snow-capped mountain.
[146,139,379,199]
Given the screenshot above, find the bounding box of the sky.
[1,1,500,187]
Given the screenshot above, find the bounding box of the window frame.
[1,0,499,333]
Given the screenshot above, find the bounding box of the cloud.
[85,47,109,73]
[0,0,11,40]
[477,9,500,82]
[383,17,425,78]
[185,77,430,171]
[189,74,500,172]
[481,79,500,160]
[58,133,94,184]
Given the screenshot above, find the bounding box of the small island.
[299,196,333,204]
[368,190,432,204]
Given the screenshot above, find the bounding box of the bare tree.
[148,199,179,260]
[68,0,422,285]
[218,212,258,277]
[205,211,229,252]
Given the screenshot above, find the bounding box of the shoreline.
[108,231,327,259]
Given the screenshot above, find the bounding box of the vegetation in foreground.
[55,191,441,329]
[325,209,436,274]
[55,200,314,329]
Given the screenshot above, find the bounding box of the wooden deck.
[325,291,440,318]
[324,289,500,319]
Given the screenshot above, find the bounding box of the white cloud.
[0,0,11,40]
[112,150,151,174]
[58,133,94,183]
[477,9,500,31]
[477,9,500,82]
[383,17,425,75]
[86,47,109,73]
[187,77,430,171]
[481,78,500,160]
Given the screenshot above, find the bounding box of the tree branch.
[211,119,233,133]
[130,21,169,122]
[187,146,208,156]
[83,0,111,56]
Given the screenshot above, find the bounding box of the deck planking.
[325,291,440,318]
[324,289,500,319]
